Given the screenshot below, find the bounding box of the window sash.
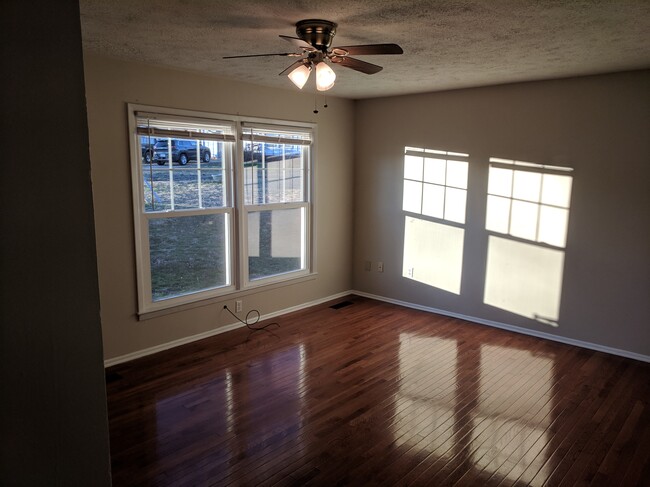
[239,129,311,286]
[242,203,310,287]
[140,142,233,213]
[241,145,309,207]
[139,209,235,311]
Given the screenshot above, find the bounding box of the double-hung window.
[241,124,311,285]
[129,106,313,314]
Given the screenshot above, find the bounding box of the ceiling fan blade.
[332,56,383,74]
[279,60,306,76]
[333,43,403,56]
[279,35,315,50]
[223,52,297,59]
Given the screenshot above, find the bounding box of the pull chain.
[313,96,330,114]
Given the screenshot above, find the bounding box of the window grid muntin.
[141,134,228,212]
[242,141,308,207]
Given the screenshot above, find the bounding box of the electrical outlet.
[364,260,372,271]
[235,300,242,312]
[408,267,414,277]
[377,261,384,272]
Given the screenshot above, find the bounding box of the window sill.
[137,272,318,321]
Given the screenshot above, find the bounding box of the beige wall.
[353,70,650,357]
[85,53,648,361]
[83,53,355,361]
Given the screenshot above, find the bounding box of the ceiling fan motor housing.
[296,19,337,52]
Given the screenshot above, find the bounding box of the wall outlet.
[364,260,372,272]
[377,261,384,272]
[235,300,242,312]
[408,267,414,277]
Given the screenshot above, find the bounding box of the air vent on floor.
[330,300,354,310]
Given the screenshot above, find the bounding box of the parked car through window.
[243,142,301,163]
[153,139,212,165]
[140,136,159,163]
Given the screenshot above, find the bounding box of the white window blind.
[136,112,236,142]
[240,123,313,146]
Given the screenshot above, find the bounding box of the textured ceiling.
[79,0,650,99]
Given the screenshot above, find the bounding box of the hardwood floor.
[106,296,650,486]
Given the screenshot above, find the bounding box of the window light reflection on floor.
[395,334,458,458]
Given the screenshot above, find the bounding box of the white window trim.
[128,104,316,315]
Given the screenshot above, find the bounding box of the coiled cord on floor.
[223,305,280,331]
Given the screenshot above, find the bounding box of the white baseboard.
[352,290,650,363]
[104,290,352,368]
[104,289,649,367]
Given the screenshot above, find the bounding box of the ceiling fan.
[223,19,403,91]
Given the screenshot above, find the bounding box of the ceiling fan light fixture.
[316,62,336,91]
[288,62,312,89]
[224,19,403,94]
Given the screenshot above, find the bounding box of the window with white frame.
[241,125,311,283]
[130,106,313,314]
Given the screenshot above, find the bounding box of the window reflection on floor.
[394,334,556,482]
[395,334,458,458]
[471,345,554,483]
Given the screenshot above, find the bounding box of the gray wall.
[353,70,650,357]
[0,1,111,485]
[83,53,355,361]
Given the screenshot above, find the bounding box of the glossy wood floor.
[106,296,650,486]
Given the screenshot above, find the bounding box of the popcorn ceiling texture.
[79,0,650,99]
